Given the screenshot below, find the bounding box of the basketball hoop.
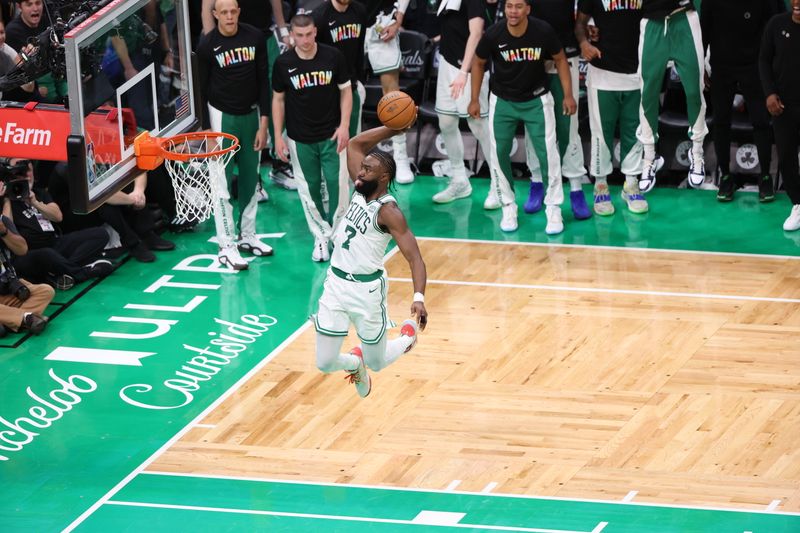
[134,131,240,223]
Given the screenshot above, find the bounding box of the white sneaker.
[639,156,661,194]
[344,346,371,398]
[255,181,269,203]
[545,206,564,235]
[311,238,331,262]
[432,180,472,204]
[218,245,249,271]
[687,150,706,188]
[237,234,273,256]
[484,189,501,210]
[500,202,518,232]
[395,160,415,184]
[784,205,800,232]
[621,182,649,214]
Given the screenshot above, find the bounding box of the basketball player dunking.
[313,125,428,398]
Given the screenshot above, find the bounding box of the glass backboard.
[65,0,198,213]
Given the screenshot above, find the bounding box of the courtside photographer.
[0,160,53,336]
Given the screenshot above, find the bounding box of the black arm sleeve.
[759,18,777,97]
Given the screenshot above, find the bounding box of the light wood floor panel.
[149,242,800,512]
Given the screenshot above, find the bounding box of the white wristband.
[413,292,424,303]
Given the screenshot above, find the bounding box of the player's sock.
[568,177,583,192]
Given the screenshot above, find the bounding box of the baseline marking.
[140,471,800,517]
[106,500,596,533]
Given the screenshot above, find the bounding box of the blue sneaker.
[524,182,544,214]
[569,190,592,220]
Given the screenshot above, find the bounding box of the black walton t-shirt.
[313,1,368,84]
[529,0,578,57]
[577,0,643,75]
[475,17,563,102]
[196,23,270,117]
[438,0,489,69]
[272,44,350,143]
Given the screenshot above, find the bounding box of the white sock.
[568,177,583,192]
[595,176,608,188]
[625,175,638,188]
[643,144,656,163]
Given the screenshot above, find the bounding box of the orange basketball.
[377,91,417,130]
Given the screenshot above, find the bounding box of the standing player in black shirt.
[272,14,352,262]
[313,0,368,137]
[577,0,648,216]
[523,0,588,221]
[702,0,777,203]
[431,0,500,207]
[202,0,295,193]
[470,0,577,235]
[760,0,800,231]
[197,0,273,271]
[637,0,707,192]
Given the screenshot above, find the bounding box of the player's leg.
[637,17,671,192]
[234,110,273,256]
[286,139,333,261]
[353,279,417,373]
[380,69,415,184]
[669,10,708,188]
[710,65,737,200]
[773,107,800,231]
[524,93,564,235]
[619,88,648,214]
[350,81,366,138]
[314,278,370,397]
[487,94,521,232]
[319,139,343,228]
[266,32,296,191]
[739,66,775,202]
[209,104,247,270]
[587,74,617,216]
[433,58,472,203]
[523,124,545,214]
[562,59,590,220]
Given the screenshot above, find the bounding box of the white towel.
[437,0,463,16]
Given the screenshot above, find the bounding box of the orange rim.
[158,131,240,163]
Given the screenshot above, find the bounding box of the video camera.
[0,159,31,201]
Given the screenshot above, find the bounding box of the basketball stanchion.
[134,131,240,224]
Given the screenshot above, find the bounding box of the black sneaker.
[84,259,114,278]
[716,174,735,202]
[130,242,156,263]
[144,231,176,251]
[21,313,47,334]
[52,273,76,290]
[269,161,298,190]
[758,175,775,203]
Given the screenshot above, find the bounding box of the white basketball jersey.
[331,193,396,275]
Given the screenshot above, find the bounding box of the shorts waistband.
[331,266,383,282]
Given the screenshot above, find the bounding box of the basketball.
[377,91,417,130]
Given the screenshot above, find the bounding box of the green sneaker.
[758,175,775,203]
[716,174,735,202]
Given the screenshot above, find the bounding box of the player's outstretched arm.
[378,202,428,330]
[346,126,398,182]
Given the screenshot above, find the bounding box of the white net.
[162,134,239,223]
